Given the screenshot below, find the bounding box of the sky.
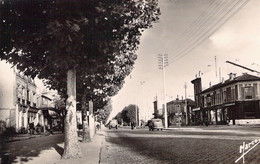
[109,0,260,121]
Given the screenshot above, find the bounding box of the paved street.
[100,127,260,164]
[1,126,260,164]
[2,133,64,164]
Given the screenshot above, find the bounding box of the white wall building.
[0,61,44,132]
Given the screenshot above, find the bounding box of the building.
[0,62,43,132]
[191,73,260,125]
[167,97,195,126]
[16,73,44,131]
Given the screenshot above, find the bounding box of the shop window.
[223,91,226,103]
[206,96,211,106]
[226,87,231,102]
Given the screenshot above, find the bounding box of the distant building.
[191,73,260,125]
[167,97,195,126]
[153,100,159,116]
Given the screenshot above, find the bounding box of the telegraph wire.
[168,0,245,62]
[171,0,226,53]
[169,0,239,63]
[169,0,238,62]
[168,0,230,56]
[172,0,217,44]
[169,0,249,64]
[168,0,250,64]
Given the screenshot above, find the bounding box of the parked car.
[147,119,163,131]
[109,119,118,129]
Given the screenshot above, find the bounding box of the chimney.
[229,73,236,80]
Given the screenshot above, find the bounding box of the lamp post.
[184,82,188,125]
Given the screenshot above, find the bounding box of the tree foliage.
[115,104,139,124]
[95,99,112,124]
[0,0,160,159]
[0,0,160,111]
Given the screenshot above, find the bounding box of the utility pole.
[158,54,168,128]
[184,83,188,125]
[135,104,138,126]
[214,56,218,78]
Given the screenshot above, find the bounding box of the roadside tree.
[0,0,160,159]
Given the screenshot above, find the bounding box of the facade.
[191,73,260,125]
[37,94,54,128]
[0,62,43,132]
[167,98,195,126]
[16,73,44,131]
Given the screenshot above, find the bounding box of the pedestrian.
[226,117,230,125]
[131,121,134,130]
[36,123,41,134]
[29,123,35,135]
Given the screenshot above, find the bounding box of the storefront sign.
[192,107,200,112]
[28,108,38,113]
[235,138,260,163]
[224,103,235,107]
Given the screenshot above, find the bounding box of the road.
[100,127,260,164]
[2,133,64,164]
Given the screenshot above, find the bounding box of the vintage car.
[147,119,164,131]
[109,119,118,129]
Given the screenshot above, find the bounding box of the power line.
[168,0,250,64]
[168,0,231,58]
[171,0,217,45]
[170,0,227,53]
[168,0,248,63]
[169,0,239,62]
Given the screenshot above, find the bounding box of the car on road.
[147,119,163,131]
[109,119,118,129]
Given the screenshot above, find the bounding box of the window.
[223,90,226,103]
[27,90,30,101]
[244,86,253,99]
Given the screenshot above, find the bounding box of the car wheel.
[161,129,163,131]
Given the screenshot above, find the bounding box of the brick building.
[191,73,260,125]
[167,97,195,126]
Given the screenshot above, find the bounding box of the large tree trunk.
[82,94,90,142]
[88,101,95,140]
[62,68,82,159]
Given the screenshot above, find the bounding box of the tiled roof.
[200,73,260,94]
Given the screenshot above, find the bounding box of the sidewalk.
[23,129,106,164]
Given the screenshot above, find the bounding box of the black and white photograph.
[0,0,260,163]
